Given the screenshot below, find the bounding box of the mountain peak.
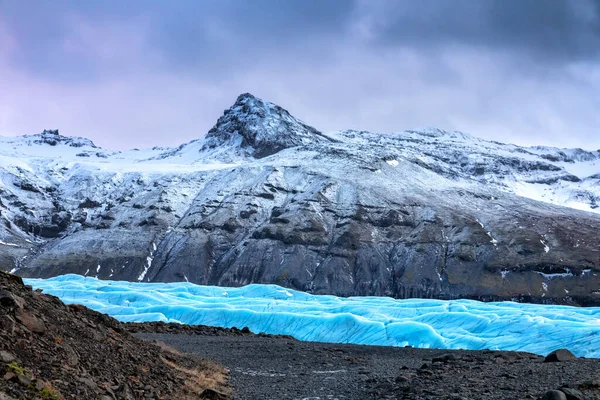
[235,92,257,102]
[202,93,331,158]
[14,130,98,149]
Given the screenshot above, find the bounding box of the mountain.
[202,93,334,158]
[1,94,600,305]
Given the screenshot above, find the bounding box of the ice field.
[25,274,600,357]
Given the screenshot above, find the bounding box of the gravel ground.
[0,271,228,400]
[137,333,600,400]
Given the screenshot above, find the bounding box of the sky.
[0,0,599,150]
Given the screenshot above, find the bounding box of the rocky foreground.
[0,271,229,400]
[134,323,600,400]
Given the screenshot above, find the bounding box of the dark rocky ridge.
[2,94,600,305]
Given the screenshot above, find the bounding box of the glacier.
[25,274,600,358]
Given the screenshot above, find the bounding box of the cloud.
[354,0,600,64]
[235,45,600,150]
[0,0,598,150]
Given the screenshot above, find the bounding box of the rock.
[0,314,16,335]
[395,375,412,383]
[0,351,15,363]
[544,349,577,363]
[560,388,586,400]
[580,376,600,388]
[0,289,14,306]
[16,373,30,386]
[432,353,457,363]
[77,376,98,391]
[542,390,567,400]
[0,393,17,400]
[199,388,231,400]
[78,198,102,209]
[3,372,15,381]
[15,309,46,334]
[0,290,23,309]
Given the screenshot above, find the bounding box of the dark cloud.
[0,0,356,80]
[3,0,598,79]
[0,0,153,81]
[366,0,600,63]
[150,0,355,69]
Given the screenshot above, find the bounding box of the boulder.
[432,353,457,363]
[542,390,567,400]
[199,388,231,400]
[560,388,586,400]
[15,309,46,334]
[544,349,577,363]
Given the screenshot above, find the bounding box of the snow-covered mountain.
[2,94,600,305]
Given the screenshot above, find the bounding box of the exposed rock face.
[1,95,600,305]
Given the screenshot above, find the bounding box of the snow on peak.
[24,129,98,149]
[1,101,600,215]
[201,93,332,158]
[0,129,106,159]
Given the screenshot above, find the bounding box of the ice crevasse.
[25,274,600,358]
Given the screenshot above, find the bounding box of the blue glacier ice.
[24,274,600,358]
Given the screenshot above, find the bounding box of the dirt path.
[137,333,600,400]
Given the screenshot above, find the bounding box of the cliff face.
[1,94,600,305]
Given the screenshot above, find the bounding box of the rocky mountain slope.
[0,271,228,399]
[1,93,600,305]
